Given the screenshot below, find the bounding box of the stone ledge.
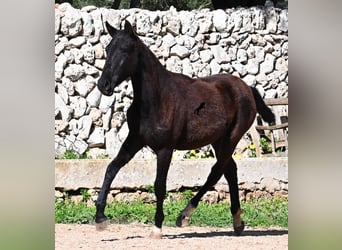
[55,157,287,191]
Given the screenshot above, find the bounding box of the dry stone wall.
[55,3,288,159]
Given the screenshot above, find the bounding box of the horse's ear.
[105,21,117,37]
[124,21,137,39]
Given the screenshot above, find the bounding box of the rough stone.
[278,9,288,32]
[182,58,193,77]
[212,9,227,32]
[89,9,103,43]
[199,49,213,63]
[102,108,112,131]
[99,94,115,112]
[86,87,102,107]
[170,44,190,59]
[94,59,105,70]
[266,7,278,33]
[260,53,275,74]
[81,43,95,64]
[275,57,288,72]
[166,17,181,36]
[75,77,93,97]
[55,93,71,121]
[105,128,121,158]
[64,64,85,81]
[60,3,83,37]
[166,56,182,73]
[88,127,105,148]
[210,59,221,74]
[55,54,67,81]
[232,61,247,77]
[80,11,93,37]
[78,116,93,139]
[82,62,99,76]
[69,96,87,118]
[265,88,277,98]
[136,12,152,35]
[246,58,259,75]
[55,37,68,56]
[69,36,86,47]
[55,9,61,34]
[237,49,248,63]
[65,135,88,155]
[210,45,229,64]
[243,74,256,87]
[197,14,213,34]
[69,48,83,64]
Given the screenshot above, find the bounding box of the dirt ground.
[55,223,288,250]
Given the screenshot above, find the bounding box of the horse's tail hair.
[251,87,275,124]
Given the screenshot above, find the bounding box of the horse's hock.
[55,4,288,159]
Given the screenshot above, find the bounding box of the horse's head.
[97,21,139,96]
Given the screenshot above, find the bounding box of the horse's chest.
[139,119,172,147]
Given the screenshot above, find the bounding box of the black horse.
[96,21,275,239]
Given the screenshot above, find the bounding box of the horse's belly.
[175,119,228,150]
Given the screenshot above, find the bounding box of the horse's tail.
[251,87,275,124]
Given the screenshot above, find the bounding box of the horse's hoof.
[176,214,190,227]
[95,220,108,231]
[233,220,245,236]
[149,227,163,239]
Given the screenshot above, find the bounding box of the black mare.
[96,21,275,239]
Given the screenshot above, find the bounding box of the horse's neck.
[131,43,169,108]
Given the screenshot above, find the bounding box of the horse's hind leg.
[95,133,142,231]
[176,160,225,227]
[176,135,245,235]
[224,158,244,236]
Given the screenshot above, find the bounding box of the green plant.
[57,150,90,159]
[183,149,214,159]
[80,188,91,201]
[247,144,256,158]
[57,149,110,160]
[260,137,273,154]
[55,196,288,228]
[242,197,288,228]
[55,198,96,224]
[144,184,155,194]
[182,189,193,200]
[58,150,80,159]
[71,0,113,9]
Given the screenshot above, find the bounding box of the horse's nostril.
[98,79,112,96]
[104,83,111,92]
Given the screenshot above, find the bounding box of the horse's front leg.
[150,149,173,239]
[95,133,142,231]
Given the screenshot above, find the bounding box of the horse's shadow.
[101,229,288,241]
[164,229,288,239]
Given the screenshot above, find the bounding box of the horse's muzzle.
[97,79,113,96]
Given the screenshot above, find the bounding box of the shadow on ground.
[164,229,288,239]
[101,228,288,241]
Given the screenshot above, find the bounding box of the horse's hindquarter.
[174,79,239,149]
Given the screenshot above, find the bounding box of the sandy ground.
[55,223,288,250]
